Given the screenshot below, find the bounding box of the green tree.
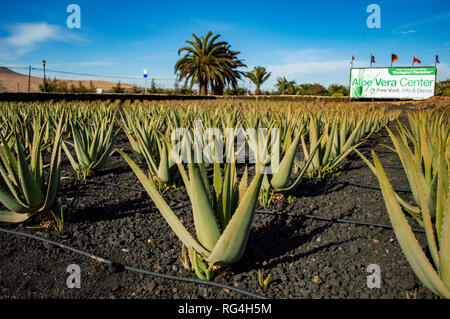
[436,80,450,96]
[210,45,246,95]
[327,83,349,96]
[308,83,328,96]
[286,80,298,95]
[245,66,271,95]
[112,81,125,93]
[298,83,313,95]
[275,77,289,94]
[174,31,245,96]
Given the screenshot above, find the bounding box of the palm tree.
[174,31,245,96]
[286,80,297,95]
[245,66,271,95]
[298,83,313,95]
[211,44,246,95]
[275,77,289,94]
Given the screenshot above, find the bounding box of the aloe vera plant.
[361,149,450,298]
[121,109,181,189]
[357,120,448,225]
[0,116,64,225]
[300,114,364,178]
[63,110,119,179]
[247,121,317,207]
[117,143,266,280]
[356,112,450,298]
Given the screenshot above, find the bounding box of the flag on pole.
[371,55,375,64]
[391,54,398,67]
[435,54,440,64]
[350,55,355,65]
[413,56,421,64]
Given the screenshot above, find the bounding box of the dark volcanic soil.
[0,113,435,299]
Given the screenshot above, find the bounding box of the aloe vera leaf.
[436,148,449,240]
[0,137,20,188]
[270,127,303,190]
[0,176,29,213]
[238,166,248,204]
[188,246,207,280]
[387,127,424,208]
[309,116,320,169]
[340,119,363,154]
[393,133,439,267]
[207,168,264,264]
[43,117,64,211]
[0,210,32,223]
[156,142,170,183]
[118,149,209,256]
[373,152,450,298]
[30,120,45,188]
[61,141,79,172]
[71,123,91,167]
[88,124,101,160]
[322,121,336,165]
[440,189,450,290]
[220,162,233,229]
[91,139,115,172]
[354,148,421,215]
[16,134,43,207]
[188,162,222,251]
[213,161,223,203]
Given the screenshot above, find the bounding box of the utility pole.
[143,69,148,94]
[42,59,46,92]
[28,65,31,92]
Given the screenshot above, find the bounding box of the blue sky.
[0,0,449,90]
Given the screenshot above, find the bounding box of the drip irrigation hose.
[325,178,412,193]
[0,227,266,299]
[83,180,189,204]
[255,210,425,234]
[79,179,424,232]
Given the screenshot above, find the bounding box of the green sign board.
[350,67,436,100]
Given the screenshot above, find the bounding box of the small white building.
[96,88,104,94]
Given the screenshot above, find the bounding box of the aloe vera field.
[0,98,449,299]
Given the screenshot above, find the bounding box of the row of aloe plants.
[356,110,450,298]
[0,100,406,285]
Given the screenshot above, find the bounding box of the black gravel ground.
[0,112,435,299]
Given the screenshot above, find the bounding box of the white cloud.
[393,11,450,34]
[0,22,83,60]
[392,30,416,34]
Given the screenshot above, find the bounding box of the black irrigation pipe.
[0,227,266,299]
[80,179,424,234]
[325,178,412,193]
[255,210,425,234]
[83,180,189,205]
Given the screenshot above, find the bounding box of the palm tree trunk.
[213,84,224,95]
[254,86,261,95]
[199,79,208,95]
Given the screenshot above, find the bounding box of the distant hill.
[0,67,140,93]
